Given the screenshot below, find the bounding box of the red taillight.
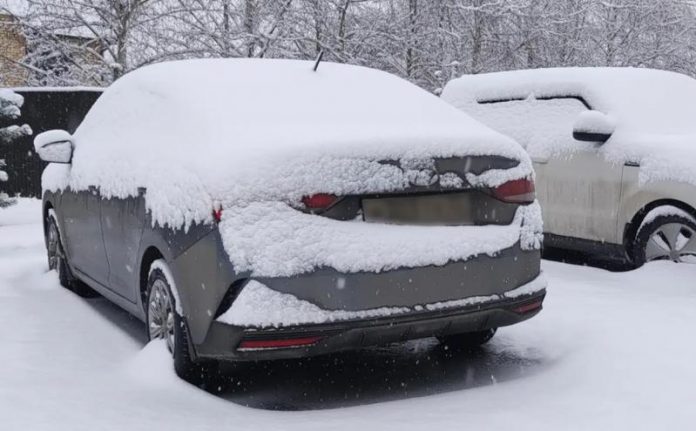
[512,300,543,314]
[302,193,338,210]
[238,336,323,350]
[212,208,223,223]
[492,178,535,204]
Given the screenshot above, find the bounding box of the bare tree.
[12,0,696,91]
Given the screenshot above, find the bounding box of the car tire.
[633,214,696,267]
[46,211,98,298]
[146,265,221,389]
[438,328,497,351]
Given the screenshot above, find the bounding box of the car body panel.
[59,188,110,286]
[537,149,623,244]
[258,243,539,310]
[196,289,546,361]
[100,192,146,302]
[618,168,696,233]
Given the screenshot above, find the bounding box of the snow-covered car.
[35,59,546,385]
[442,67,696,266]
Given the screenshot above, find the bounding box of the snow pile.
[219,201,542,278]
[42,58,531,230]
[218,275,547,328]
[0,89,24,119]
[0,198,41,226]
[442,67,696,185]
[0,89,31,143]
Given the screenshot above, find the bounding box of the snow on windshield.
[443,67,696,135]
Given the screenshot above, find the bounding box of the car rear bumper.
[194,275,546,362]
[252,241,540,311]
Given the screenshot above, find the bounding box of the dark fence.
[2,89,102,198]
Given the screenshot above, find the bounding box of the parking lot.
[1,199,694,431]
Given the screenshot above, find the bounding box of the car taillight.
[512,300,543,314]
[237,336,323,351]
[213,207,223,223]
[302,193,338,210]
[492,178,535,204]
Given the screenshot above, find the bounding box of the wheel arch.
[139,246,164,308]
[623,198,696,255]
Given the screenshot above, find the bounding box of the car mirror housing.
[572,110,616,144]
[34,130,74,164]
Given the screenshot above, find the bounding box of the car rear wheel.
[633,214,696,267]
[438,328,497,351]
[146,264,220,389]
[46,211,97,297]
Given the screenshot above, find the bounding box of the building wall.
[0,14,28,87]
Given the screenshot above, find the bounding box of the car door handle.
[532,157,549,165]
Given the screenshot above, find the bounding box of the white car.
[442,67,696,266]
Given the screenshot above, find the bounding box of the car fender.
[619,174,696,241]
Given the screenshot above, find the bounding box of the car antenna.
[313,50,324,72]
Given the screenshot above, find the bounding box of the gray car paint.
[42,155,543,361]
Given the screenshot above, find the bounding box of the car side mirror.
[34,130,73,164]
[572,110,615,144]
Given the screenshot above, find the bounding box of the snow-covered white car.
[34,59,545,385]
[442,67,696,266]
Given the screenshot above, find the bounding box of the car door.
[100,192,146,302]
[525,98,623,244]
[539,148,623,243]
[469,96,623,244]
[59,186,111,287]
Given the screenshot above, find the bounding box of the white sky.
[0,0,28,16]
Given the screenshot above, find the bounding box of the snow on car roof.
[76,58,522,160]
[45,59,531,230]
[442,67,696,189]
[443,67,696,135]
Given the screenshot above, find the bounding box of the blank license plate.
[362,193,476,226]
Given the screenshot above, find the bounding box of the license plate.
[362,192,477,226]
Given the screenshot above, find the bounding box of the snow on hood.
[43,59,531,229]
[442,67,696,186]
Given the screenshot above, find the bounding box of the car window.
[470,97,594,159]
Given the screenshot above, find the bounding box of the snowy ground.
[1,199,695,431]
